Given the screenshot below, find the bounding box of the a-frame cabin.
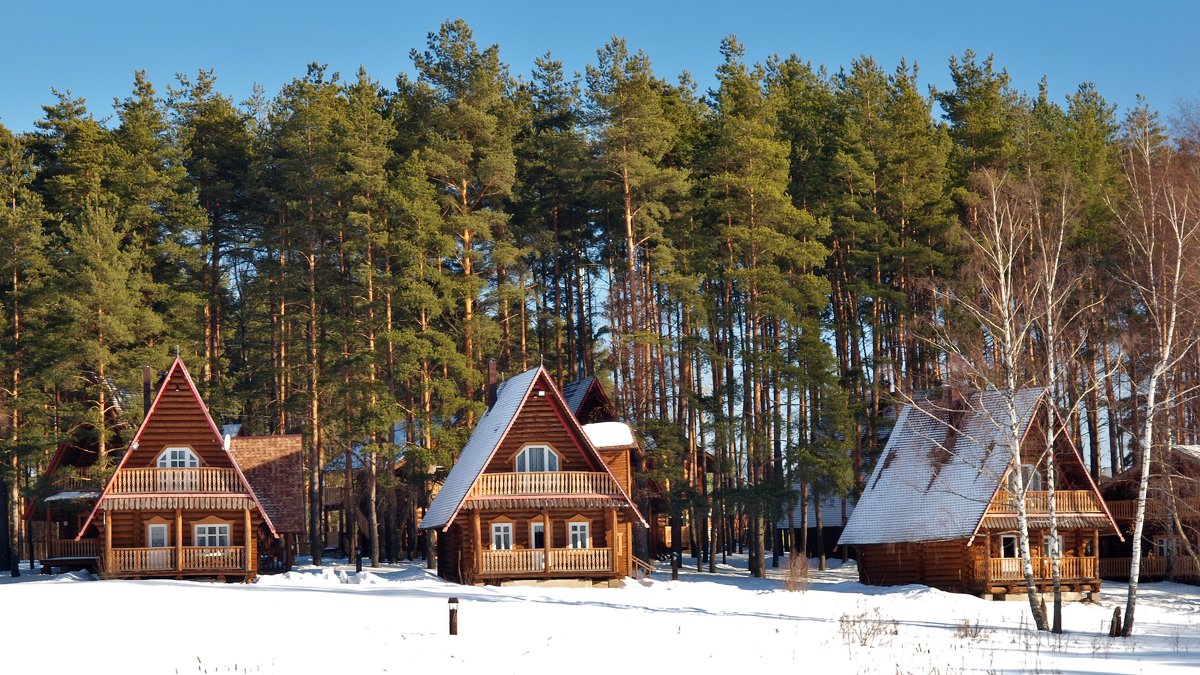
[78,357,301,581]
[839,387,1120,600]
[421,366,646,585]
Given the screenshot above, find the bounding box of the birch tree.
[1110,103,1200,636]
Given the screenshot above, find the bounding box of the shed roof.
[229,435,305,534]
[838,388,1042,545]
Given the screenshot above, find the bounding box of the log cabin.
[420,365,646,585]
[76,357,304,581]
[1099,445,1200,582]
[838,387,1120,600]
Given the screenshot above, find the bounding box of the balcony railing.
[110,468,242,495]
[987,490,1102,514]
[977,556,1097,582]
[106,546,246,575]
[1105,499,1200,522]
[470,471,620,498]
[479,547,613,575]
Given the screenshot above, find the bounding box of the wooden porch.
[976,556,1098,583]
[109,468,243,494]
[103,546,249,577]
[479,547,614,576]
[1099,555,1200,580]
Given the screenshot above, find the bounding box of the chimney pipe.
[142,365,152,422]
[486,360,498,410]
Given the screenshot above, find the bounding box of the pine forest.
[4,19,1200,592]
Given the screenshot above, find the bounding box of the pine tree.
[0,124,49,576]
[404,18,516,393]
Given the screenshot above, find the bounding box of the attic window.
[156,446,199,468]
[515,445,559,472]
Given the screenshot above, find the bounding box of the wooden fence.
[107,546,246,574]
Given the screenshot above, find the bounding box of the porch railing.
[1099,556,1200,578]
[979,556,1097,582]
[471,471,620,498]
[46,538,99,559]
[106,546,247,574]
[479,547,614,575]
[110,468,242,494]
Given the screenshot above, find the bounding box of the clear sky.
[2,0,1198,132]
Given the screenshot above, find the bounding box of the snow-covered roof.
[45,490,100,502]
[420,367,542,530]
[582,422,634,448]
[777,492,855,529]
[1173,445,1200,463]
[838,388,1043,546]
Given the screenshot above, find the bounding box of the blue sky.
[2,1,1198,132]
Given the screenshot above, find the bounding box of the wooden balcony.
[109,468,243,495]
[105,546,247,575]
[470,471,620,498]
[977,556,1097,583]
[1100,556,1200,579]
[479,547,613,576]
[1105,499,1200,522]
[987,490,1103,515]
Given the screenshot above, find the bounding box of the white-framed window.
[195,523,230,547]
[1154,536,1177,557]
[157,446,200,468]
[492,523,513,550]
[569,522,590,549]
[515,445,559,472]
[1000,534,1018,559]
[530,522,545,549]
[147,523,169,548]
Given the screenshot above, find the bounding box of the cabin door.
[147,523,171,570]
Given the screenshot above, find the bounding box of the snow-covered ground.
[4,555,1199,674]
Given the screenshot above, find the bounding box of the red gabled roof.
[77,357,280,538]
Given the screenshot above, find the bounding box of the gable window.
[492,523,513,550]
[515,445,559,472]
[157,446,199,468]
[569,522,590,549]
[195,524,230,547]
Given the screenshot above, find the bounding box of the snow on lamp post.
[448,597,459,635]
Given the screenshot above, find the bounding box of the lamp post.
[448,597,459,635]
